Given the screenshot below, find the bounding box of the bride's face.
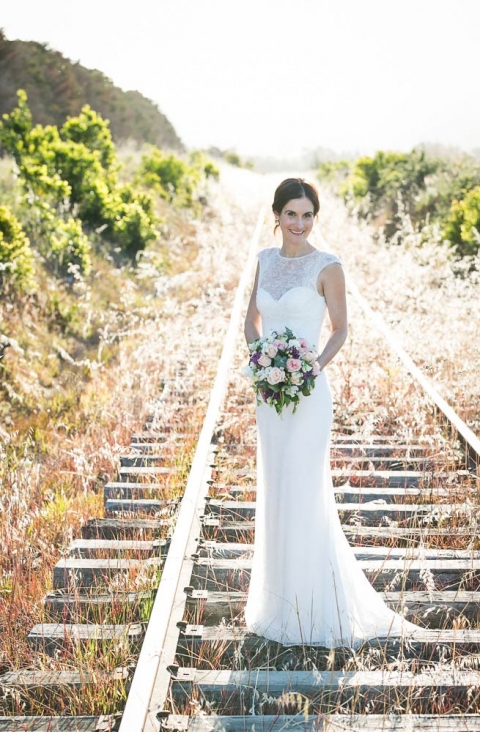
[275,197,315,245]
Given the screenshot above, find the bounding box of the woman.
[242,177,420,647]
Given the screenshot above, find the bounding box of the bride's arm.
[316,263,348,371]
[244,262,262,346]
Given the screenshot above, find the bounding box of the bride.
[242,177,420,648]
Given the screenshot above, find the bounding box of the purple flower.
[290,347,300,359]
[304,369,313,378]
[250,352,261,365]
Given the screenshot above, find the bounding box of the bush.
[0,91,159,255]
[109,200,159,253]
[49,217,92,275]
[339,150,438,210]
[0,204,35,290]
[223,150,253,169]
[137,147,193,201]
[443,186,480,257]
[317,160,351,185]
[336,149,441,240]
[61,105,117,171]
[0,89,32,164]
[188,150,220,180]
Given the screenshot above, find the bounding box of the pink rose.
[303,350,317,364]
[298,337,311,355]
[258,353,272,368]
[286,358,302,372]
[266,367,285,385]
[274,339,287,351]
[312,361,321,376]
[266,343,278,358]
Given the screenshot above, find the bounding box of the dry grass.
[0,162,262,714]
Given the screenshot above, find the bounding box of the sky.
[2,0,479,160]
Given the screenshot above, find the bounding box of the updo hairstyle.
[272,178,320,235]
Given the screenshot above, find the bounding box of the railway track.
[1,206,480,731]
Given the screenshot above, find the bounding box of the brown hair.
[272,178,320,235]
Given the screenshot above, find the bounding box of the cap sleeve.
[257,248,271,261]
[317,252,342,274]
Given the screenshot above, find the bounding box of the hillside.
[0,29,184,151]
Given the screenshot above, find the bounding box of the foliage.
[325,147,480,256]
[338,149,439,217]
[188,149,220,180]
[136,146,219,209]
[61,104,117,170]
[137,147,192,201]
[317,160,351,185]
[223,149,254,169]
[49,216,92,275]
[0,91,159,256]
[106,186,159,253]
[0,203,35,290]
[414,158,480,224]
[0,29,184,150]
[442,186,480,257]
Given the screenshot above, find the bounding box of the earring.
[275,220,279,225]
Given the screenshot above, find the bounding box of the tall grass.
[0,162,260,714]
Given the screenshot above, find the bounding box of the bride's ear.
[273,211,280,234]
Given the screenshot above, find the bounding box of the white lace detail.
[257,247,342,300]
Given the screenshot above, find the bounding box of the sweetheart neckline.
[257,285,326,303]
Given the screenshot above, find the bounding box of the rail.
[119,207,266,732]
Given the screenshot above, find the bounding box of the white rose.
[267,367,285,385]
[291,371,303,385]
[258,353,272,368]
[266,343,278,358]
[303,350,317,364]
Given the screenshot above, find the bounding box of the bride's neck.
[279,240,313,258]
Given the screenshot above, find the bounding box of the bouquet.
[242,327,321,416]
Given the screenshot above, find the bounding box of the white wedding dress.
[244,246,421,648]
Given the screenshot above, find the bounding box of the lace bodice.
[257,247,341,300]
[255,247,342,346]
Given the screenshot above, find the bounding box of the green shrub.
[336,149,441,241]
[317,160,351,185]
[443,186,480,257]
[339,149,438,208]
[0,204,35,290]
[61,105,117,171]
[0,89,32,164]
[109,200,159,253]
[94,184,159,253]
[137,147,192,200]
[1,92,158,255]
[188,150,220,180]
[414,160,480,225]
[137,146,221,210]
[223,150,253,169]
[49,217,92,275]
